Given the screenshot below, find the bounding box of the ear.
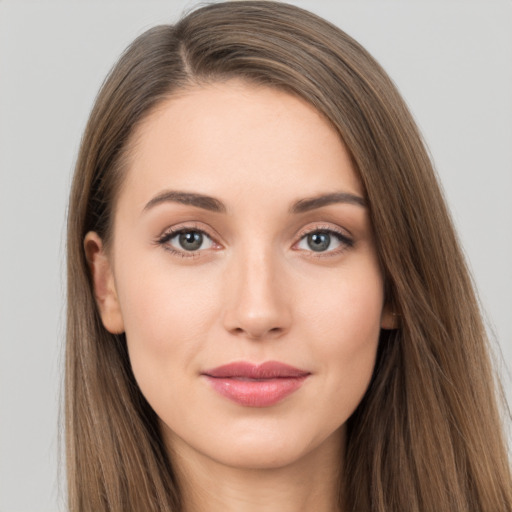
[380,302,399,330]
[84,231,125,334]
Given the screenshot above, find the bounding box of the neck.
[166,429,345,512]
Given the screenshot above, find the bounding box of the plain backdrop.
[0,1,511,511]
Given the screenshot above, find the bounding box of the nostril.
[228,324,285,340]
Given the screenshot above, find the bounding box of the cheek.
[299,261,384,351]
[113,253,222,402]
[296,263,384,416]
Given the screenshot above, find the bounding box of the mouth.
[201,361,310,407]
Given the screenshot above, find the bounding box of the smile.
[202,361,310,407]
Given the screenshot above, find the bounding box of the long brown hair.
[66,2,512,510]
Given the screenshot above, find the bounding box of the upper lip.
[202,361,310,379]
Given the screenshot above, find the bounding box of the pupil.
[179,231,203,251]
[307,232,330,252]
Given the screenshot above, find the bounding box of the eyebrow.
[142,189,366,215]
[290,192,366,213]
[142,190,227,214]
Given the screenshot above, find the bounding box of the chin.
[217,439,310,470]
[165,417,345,472]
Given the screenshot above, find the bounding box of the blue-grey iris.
[179,231,203,251]
[307,232,330,252]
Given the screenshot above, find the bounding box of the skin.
[85,80,395,512]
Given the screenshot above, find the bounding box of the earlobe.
[83,231,125,334]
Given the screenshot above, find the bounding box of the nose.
[222,248,292,340]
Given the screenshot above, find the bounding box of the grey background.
[1,1,510,511]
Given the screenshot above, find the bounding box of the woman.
[66,1,512,511]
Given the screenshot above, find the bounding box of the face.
[86,80,393,471]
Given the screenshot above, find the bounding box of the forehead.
[119,80,363,214]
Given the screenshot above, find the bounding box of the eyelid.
[295,223,351,239]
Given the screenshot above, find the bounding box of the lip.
[202,361,310,407]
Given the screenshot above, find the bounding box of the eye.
[158,228,216,253]
[295,229,353,254]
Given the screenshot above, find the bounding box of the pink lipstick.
[202,361,310,407]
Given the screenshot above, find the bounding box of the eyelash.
[155,224,354,259]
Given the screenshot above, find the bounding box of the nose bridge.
[223,239,291,339]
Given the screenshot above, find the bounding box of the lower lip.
[204,376,308,407]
